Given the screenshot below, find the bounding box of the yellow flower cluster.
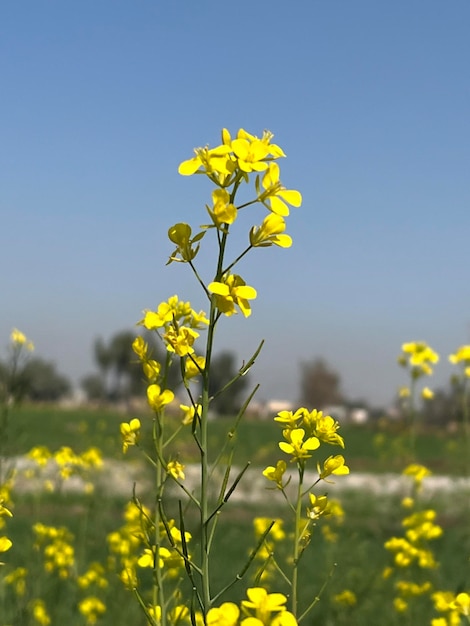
[201,588,298,626]
[398,341,439,378]
[449,344,470,378]
[33,524,75,579]
[10,327,34,351]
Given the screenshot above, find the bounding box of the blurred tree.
[299,358,342,409]
[81,373,106,401]
[208,351,250,416]
[90,330,181,402]
[20,358,71,401]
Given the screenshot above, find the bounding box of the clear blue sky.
[2,1,470,406]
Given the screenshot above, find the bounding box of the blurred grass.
[4,487,469,626]
[2,405,470,624]
[5,404,468,475]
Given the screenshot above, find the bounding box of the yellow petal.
[178,157,202,175]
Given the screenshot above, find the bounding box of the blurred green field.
[2,405,469,625]
[5,404,469,475]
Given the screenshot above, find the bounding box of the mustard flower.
[273,408,306,429]
[120,419,141,453]
[0,499,13,518]
[78,596,106,625]
[421,386,434,400]
[0,536,12,554]
[164,326,199,356]
[208,273,257,318]
[399,341,439,377]
[185,354,205,379]
[4,566,27,596]
[279,428,320,461]
[249,213,292,249]
[77,562,108,589]
[307,493,329,520]
[258,162,302,216]
[307,411,345,448]
[450,592,470,616]
[403,463,431,484]
[393,597,408,613]
[271,612,298,626]
[167,460,185,481]
[334,590,357,607]
[399,386,411,398]
[147,384,174,411]
[138,546,171,569]
[241,587,288,623]
[227,128,286,173]
[142,359,161,380]
[180,403,202,425]
[11,328,26,344]
[262,460,287,488]
[132,336,148,360]
[30,599,51,626]
[318,455,349,480]
[167,222,206,263]
[253,517,285,542]
[179,143,234,177]
[207,603,240,626]
[449,345,470,366]
[207,188,238,228]
[141,295,192,329]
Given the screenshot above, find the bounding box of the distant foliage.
[299,358,342,409]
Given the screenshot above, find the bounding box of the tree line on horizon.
[1,329,468,424]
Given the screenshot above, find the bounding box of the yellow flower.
[208,274,257,318]
[399,386,411,398]
[120,419,141,453]
[180,403,202,426]
[450,592,470,616]
[307,493,329,520]
[262,460,287,488]
[241,587,288,622]
[30,599,51,625]
[227,128,285,171]
[449,345,470,365]
[185,355,205,379]
[147,384,174,411]
[400,341,439,377]
[318,455,349,480]
[0,536,13,553]
[249,213,292,249]
[78,596,106,625]
[421,387,434,400]
[207,603,240,626]
[334,590,357,607]
[207,188,238,228]
[310,412,345,448]
[178,144,233,177]
[132,336,148,360]
[168,223,206,263]
[164,326,199,356]
[11,328,27,344]
[403,463,431,484]
[279,428,320,461]
[167,460,185,481]
[258,162,302,216]
[10,328,34,350]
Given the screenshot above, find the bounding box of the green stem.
[462,376,470,478]
[291,464,304,618]
[152,411,166,626]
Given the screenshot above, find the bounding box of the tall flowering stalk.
[449,345,470,477]
[263,408,348,620]
[397,341,439,457]
[124,128,306,625]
